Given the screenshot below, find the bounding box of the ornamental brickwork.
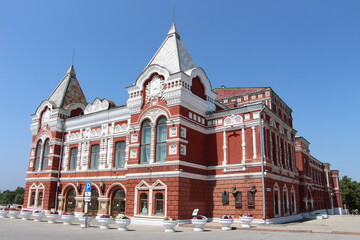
[23,24,343,224]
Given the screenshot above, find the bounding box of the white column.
[276,135,281,167]
[252,126,257,159]
[242,128,246,163]
[76,143,81,170]
[270,131,273,163]
[284,141,288,169]
[223,130,227,165]
[107,138,114,166]
[124,133,130,168]
[63,145,69,170]
[150,123,156,164]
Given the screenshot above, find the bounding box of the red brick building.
[24,24,343,224]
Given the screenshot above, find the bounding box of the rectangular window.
[90,145,100,169]
[69,148,78,170]
[156,144,166,162]
[115,142,125,168]
[156,121,167,162]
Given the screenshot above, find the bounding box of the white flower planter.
[163,220,178,232]
[115,218,131,231]
[239,216,253,228]
[61,215,75,225]
[0,210,9,218]
[78,216,93,228]
[191,218,207,232]
[219,218,234,231]
[9,210,20,219]
[97,217,113,229]
[32,212,45,222]
[45,214,60,224]
[19,211,32,220]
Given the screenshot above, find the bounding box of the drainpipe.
[259,103,266,223]
[55,118,65,210]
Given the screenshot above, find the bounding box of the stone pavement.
[0,215,359,240]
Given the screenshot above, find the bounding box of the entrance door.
[111,189,125,217]
[88,189,99,217]
[65,189,76,213]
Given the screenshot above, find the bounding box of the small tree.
[340,176,360,210]
[0,187,25,205]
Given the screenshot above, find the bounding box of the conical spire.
[66,65,76,77]
[48,65,87,109]
[145,23,196,73]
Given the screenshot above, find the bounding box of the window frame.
[69,147,78,171]
[155,117,167,162]
[140,120,151,163]
[34,141,42,171]
[114,141,126,168]
[90,144,100,169]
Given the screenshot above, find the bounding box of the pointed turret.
[48,65,87,109]
[145,23,196,73]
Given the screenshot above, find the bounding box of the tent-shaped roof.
[48,65,87,109]
[144,23,196,74]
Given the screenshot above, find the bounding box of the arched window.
[274,184,281,217]
[115,141,125,168]
[283,185,289,215]
[30,192,36,206]
[65,189,76,212]
[140,193,148,214]
[37,192,43,207]
[41,139,50,170]
[141,120,151,163]
[154,193,164,215]
[69,147,78,170]
[88,189,99,217]
[34,141,42,171]
[90,145,100,169]
[111,189,126,217]
[156,117,167,162]
[291,187,297,214]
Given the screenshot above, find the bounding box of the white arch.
[138,107,170,124]
[66,102,86,114]
[189,67,213,95]
[283,184,289,215]
[61,183,79,196]
[273,182,281,217]
[90,183,102,196]
[105,182,127,197]
[133,65,170,91]
[34,100,55,117]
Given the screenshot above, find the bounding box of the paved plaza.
[1,215,360,240]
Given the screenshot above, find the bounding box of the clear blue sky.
[0,0,359,191]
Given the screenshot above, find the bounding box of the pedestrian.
[356,209,359,216]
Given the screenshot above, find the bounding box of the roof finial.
[72,48,76,66]
[173,3,176,24]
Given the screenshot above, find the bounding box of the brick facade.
[23,24,343,223]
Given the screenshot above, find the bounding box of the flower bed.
[45,211,59,224]
[32,210,45,222]
[219,215,234,231]
[19,210,32,220]
[163,216,178,232]
[8,208,21,219]
[96,214,113,229]
[239,213,253,228]
[115,214,131,231]
[61,212,75,225]
[191,215,207,232]
[0,208,9,218]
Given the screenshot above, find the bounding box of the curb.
[180,224,360,235]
